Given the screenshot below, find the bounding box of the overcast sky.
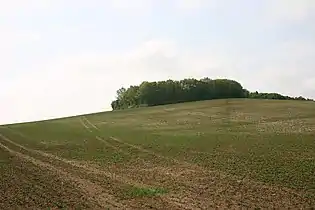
[1,0,315,124]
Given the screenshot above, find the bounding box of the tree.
[111,77,312,110]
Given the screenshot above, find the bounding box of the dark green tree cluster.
[111,78,313,110]
[248,91,313,101]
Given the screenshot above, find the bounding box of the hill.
[111,77,313,110]
[0,99,314,209]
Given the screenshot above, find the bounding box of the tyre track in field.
[1,128,193,209]
[81,116,202,175]
[1,132,184,209]
[0,135,126,210]
[80,117,315,209]
[81,116,199,171]
[0,132,146,188]
[81,117,224,209]
[82,116,201,169]
[81,117,260,209]
[80,118,223,208]
[82,118,212,209]
[80,117,206,209]
[79,117,92,132]
[95,136,129,155]
[80,117,232,209]
[81,117,213,185]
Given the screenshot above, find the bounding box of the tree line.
[111,77,313,110]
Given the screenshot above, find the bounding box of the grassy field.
[0,99,314,209]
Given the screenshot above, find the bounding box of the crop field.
[0,99,314,209]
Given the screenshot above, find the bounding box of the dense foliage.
[111,78,313,110]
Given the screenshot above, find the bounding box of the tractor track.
[0,132,199,209]
[79,117,315,209]
[0,133,130,209]
[0,117,313,209]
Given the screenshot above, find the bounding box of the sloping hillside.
[0,99,314,209]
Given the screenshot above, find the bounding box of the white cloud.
[108,0,151,10]
[173,0,315,22]
[0,0,152,18]
[175,0,217,11]
[0,0,59,16]
[2,0,313,21]
[304,78,315,91]
[251,39,315,96]
[0,26,42,81]
[263,0,315,22]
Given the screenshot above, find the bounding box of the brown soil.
[1,122,314,209]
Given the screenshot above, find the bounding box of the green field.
[0,99,314,209]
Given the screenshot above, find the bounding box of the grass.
[0,99,314,208]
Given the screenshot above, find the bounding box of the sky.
[1,0,315,124]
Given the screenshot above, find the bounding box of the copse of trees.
[111,77,313,110]
[248,91,313,101]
